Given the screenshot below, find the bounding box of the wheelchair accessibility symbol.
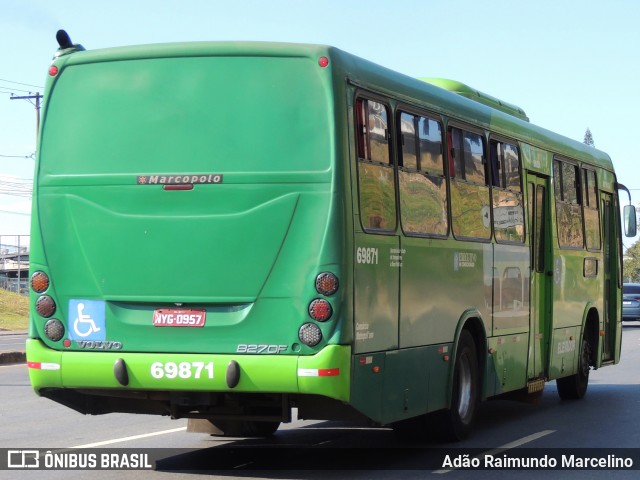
[68,299,106,341]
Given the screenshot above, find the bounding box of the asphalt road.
[1,324,640,479]
[0,331,26,353]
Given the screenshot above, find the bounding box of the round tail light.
[44,319,65,342]
[308,299,332,322]
[36,295,56,318]
[31,271,50,293]
[299,323,322,347]
[315,272,339,296]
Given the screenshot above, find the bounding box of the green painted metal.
[27,339,351,401]
[34,49,340,356]
[28,40,625,428]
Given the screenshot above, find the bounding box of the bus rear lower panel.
[26,338,367,422]
[37,387,367,424]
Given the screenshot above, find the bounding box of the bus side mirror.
[624,204,637,237]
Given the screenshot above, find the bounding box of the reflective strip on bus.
[27,361,61,371]
[297,368,340,377]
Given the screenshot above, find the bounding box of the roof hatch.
[420,78,529,122]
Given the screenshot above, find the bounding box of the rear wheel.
[556,334,591,400]
[439,330,479,441]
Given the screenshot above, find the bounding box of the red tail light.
[308,299,332,322]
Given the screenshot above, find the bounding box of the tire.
[556,335,591,400]
[207,420,280,438]
[438,330,480,441]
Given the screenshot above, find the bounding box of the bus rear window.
[41,56,331,177]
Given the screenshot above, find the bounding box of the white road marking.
[433,429,556,474]
[0,363,26,368]
[71,426,187,448]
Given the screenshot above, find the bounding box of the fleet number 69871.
[150,361,214,379]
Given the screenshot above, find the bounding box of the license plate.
[153,309,206,327]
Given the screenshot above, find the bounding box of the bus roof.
[327,47,614,173]
[51,40,614,173]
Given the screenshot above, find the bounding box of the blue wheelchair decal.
[68,299,106,341]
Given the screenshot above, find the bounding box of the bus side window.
[449,126,491,240]
[582,168,601,250]
[398,111,447,236]
[490,139,524,243]
[355,98,396,232]
[554,158,584,248]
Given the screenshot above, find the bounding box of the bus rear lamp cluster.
[299,272,339,346]
[31,270,64,341]
[44,319,65,342]
[36,295,56,318]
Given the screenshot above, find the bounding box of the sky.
[1,0,639,249]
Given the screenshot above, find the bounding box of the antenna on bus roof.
[56,30,73,49]
[54,29,85,57]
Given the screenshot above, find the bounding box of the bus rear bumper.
[26,339,351,402]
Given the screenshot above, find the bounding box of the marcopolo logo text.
[137,174,223,185]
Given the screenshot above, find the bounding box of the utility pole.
[10,92,42,144]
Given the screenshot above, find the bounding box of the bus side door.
[527,174,551,379]
[601,192,621,363]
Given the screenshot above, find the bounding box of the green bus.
[27,31,637,440]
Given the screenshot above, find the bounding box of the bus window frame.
[581,166,602,252]
[396,105,448,239]
[354,93,398,235]
[446,121,492,242]
[488,135,525,245]
[553,156,585,250]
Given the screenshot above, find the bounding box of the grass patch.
[0,289,29,331]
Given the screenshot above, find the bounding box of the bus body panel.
[28,40,627,431]
[399,240,493,348]
[33,51,345,357]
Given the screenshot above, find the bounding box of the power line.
[0,174,32,181]
[0,173,33,199]
[0,78,44,89]
[0,154,34,159]
[0,209,30,216]
[0,86,35,94]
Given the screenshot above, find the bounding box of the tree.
[624,240,640,282]
[583,128,594,147]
